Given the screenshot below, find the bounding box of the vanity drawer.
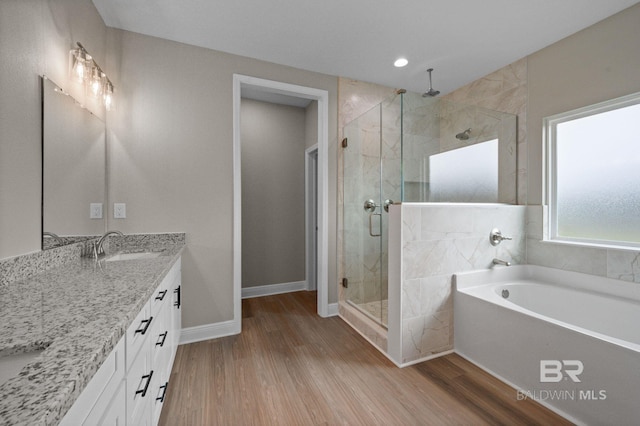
[126,301,152,370]
[127,345,153,426]
[150,260,180,317]
[150,284,170,317]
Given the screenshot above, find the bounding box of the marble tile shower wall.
[526,206,640,284]
[443,58,528,205]
[395,204,526,364]
[400,95,440,202]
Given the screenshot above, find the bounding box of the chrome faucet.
[43,231,64,245]
[93,230,124,258]
[492,258,511,267]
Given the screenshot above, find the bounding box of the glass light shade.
[104,83,114,111]
[89,68,103,98]
[69,49,90,83]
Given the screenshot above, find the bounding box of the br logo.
[540,360,584,383]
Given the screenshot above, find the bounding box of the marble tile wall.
[526,205,640,284]
[401,92,518,204]
[445,59,640,287]
[443,58,528,205]
[390,203,526,364]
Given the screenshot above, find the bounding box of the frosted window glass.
[429,139,498,202]
[553,102,640,245]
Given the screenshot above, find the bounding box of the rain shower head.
[422,68,440,97]
[456,128,472,140]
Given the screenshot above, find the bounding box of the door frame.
[305,145,318,291]
[232,74,330,329]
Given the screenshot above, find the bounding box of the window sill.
[540,238,640,253]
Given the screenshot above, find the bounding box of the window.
[545,92,640,249]
[429,139,498,202]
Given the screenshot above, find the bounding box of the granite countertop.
[0,243,184,425]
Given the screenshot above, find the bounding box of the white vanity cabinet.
[61,257,182,426]
[59,338,126,425]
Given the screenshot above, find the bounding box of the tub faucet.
[492,258,511,267]
[93,230,124,258]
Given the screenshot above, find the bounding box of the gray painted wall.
[240,99,306,288]
[527,3,640,205]
[0,0,338,330]
[525,3,640,279]
[107,29,338,328]
[0,0,108,259]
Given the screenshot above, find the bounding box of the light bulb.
[89,68,103,97]
[104,82,114,111]
[70,48,89,83]
[73,58,85,82]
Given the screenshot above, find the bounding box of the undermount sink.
[0,350,44,387]
[106,252,162,262]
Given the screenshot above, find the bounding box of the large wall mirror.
[42,76,106,249]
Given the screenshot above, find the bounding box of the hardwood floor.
[159,291,572,425]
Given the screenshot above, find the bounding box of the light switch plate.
[114,203,126,219]
[90,203,103,219]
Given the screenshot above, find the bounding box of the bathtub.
[454,265,640,425]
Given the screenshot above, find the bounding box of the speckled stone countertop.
[0,242,185,425]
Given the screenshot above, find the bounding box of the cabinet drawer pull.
[136,370,154,397]
[134,317,153,335]
[156,331,168,347]
[156,382,169,403]
[174,285,181,308]
[155,290,168,301]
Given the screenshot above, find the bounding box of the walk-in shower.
[341,90,516,329]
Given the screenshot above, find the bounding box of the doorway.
[232,75,330,334]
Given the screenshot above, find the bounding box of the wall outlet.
[90,203,103,219]
[114,203,126,219]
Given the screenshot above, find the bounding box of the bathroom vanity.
[0,240,184,425]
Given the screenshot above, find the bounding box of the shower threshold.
[347,299,388,329]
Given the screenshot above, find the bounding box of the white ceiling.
[92,0,638,96]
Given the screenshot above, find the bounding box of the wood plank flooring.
[159,291,572,425]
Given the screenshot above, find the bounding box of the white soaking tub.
[454,265,640,425]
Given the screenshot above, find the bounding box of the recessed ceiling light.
[394,58,408,68]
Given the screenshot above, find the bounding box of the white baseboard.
[179,295,336,345]
[179,319,241,345]
[241,280,307,299]
[327,302,339,317]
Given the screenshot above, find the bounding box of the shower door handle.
[364,199,378,213]
[369,213,381,237]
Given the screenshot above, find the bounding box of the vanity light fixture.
[394,57,408,68]
[69,42,115,110]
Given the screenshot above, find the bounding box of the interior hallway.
[160,291,571,425]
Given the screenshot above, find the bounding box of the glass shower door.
[342,92,402,327]
[343,103,386,326]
